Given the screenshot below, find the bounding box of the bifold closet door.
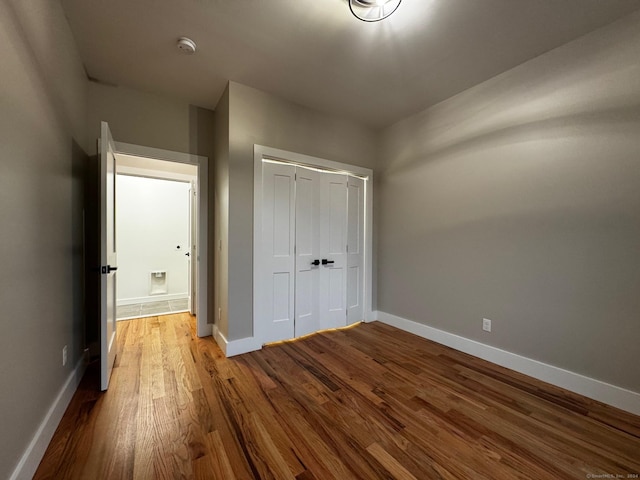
[294,167,321,337]
[347,176,365,324]
[261,162,296,344]
[261,162,364,344]
[318,172,348,330]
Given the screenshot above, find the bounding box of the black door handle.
[322,259,335,265]
[185,252,190,257]
[311,259,320,266]
[101,265,118,274]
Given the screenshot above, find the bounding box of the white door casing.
[100,121,118,391]
[319,172,348,330]
[347,176,365,324]
[261,162,296,343]
[294,167,322,337]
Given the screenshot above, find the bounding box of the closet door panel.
[262,162,296,343]
[295,168,321,337]
[347,176,365,324]
[319,172,348,330]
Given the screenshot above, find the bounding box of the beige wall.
[378,11,640,392]
[0,0,87,477]
[223,82,378,340]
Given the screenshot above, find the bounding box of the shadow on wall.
[383,105,640,178]
[71,139,88,364]
[84,152,100,361]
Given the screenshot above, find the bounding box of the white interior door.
[189,181,197,315]
[294,167,321,337]
[262,162,296,343]
[100,121,118,391]
[319,172,348,330]
[347,176,365,324]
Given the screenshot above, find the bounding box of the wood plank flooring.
[35,313,640,479]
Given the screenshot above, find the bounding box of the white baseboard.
[116,309,190,322]
[376,311,640,416]
[10,357,86,480]
[365,310,379,323]
[213,325,261,357]
[117,293,188,306]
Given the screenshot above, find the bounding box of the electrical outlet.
[482,318,492,332]
[62,345,68,366]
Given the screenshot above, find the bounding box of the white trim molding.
[117,293,189,306]
[213,325,261,357]
[10,358,86,480]
[376,311,640,416]
[114,141,206,165]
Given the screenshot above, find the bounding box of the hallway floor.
[116,298,189,320]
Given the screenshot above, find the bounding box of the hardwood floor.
[35,313,640,479]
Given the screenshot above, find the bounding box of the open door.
[189,180,197,315]
[100,121,117,390]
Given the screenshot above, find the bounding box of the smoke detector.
[176,37,197,54]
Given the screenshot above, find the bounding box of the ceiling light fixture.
[349,0,402,22]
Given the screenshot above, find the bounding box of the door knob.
[185,252,190,257]
[311,259,320,266]
[101,265,118,274]
[321,259,335,265]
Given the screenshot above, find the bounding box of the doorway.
[114,154,197,320]
[253,145,373,346]
[112,141,210,339]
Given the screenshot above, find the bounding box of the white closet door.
[319,172,348,330]
[295,167,321,337]
[262,162,296,343]
[347,176,365,324]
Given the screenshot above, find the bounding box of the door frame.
[253,144,373,346]
[114,141,211,337]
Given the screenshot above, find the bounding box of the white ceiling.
[61,0,640,129]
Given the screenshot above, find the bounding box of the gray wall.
[378,11,640,392]
[224,82,378,340]
[213,85,230,336]
[87,82,195,155]
[0,0,88,476]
